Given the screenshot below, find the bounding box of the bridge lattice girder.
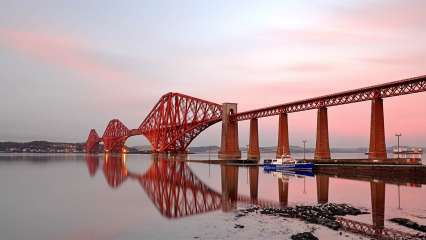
[85,129,101,153]
[337,217,425,240]
[102,119,131,153]
[138,92,222,152]
[234,75,426,121]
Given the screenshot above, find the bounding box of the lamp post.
[395,133,402,159]
[246,144,249,163]
[303,177,306,194]
[208,146,211,177]
[397,184,401,209]
[302,140,307,160]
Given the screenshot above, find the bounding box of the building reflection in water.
[313,173,386,232]
[89,153,225,218]
[220,164,239,211]
[249,166,259,202]
[85,154,99,177]
[86,154,262,214]
[103,154,128,188]
[371,181,385,230]
[316,175,329,204]
[278,177,289,207]
[85,154,422,239]
[139,154,223,218]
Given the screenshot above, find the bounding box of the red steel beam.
[137,92,222,152]
[337,217,425,240]
[233,75,426,121]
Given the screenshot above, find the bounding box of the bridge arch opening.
[124,135,152,153]
[182,121,221,154]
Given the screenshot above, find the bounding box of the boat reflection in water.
[85,154,424,239]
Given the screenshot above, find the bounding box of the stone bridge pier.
[218,103,241,159]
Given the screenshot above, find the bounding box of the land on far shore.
[0,141,423,154]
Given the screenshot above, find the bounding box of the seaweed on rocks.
[234,224,245,229]
[390,218,426,232]
[291,232,318,240]
[237,203,367,231]
[290,232,319,240]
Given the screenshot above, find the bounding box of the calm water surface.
[1,153,425,240]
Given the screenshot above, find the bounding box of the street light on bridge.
[302,140,307,160]
[395,133,402,159]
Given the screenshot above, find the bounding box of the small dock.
[186,157,422,166]
[186,159,260,165]
[186,158,426,184]
[299,158,421,165]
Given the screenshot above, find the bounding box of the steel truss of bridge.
[85,75,426,156]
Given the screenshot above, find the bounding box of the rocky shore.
[234,203,369,239]
[290,232,318,240]
[236,203,367,231]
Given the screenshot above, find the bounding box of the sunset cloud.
[257,28,382,47]
[360,53,426,66]
[328,1,426,32]
[0,29,136,83]
[285,63,331,73]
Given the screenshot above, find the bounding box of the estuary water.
[1,153,426,240]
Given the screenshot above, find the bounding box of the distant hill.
[188,145,219,153]
[171,145,367,154]
[174,145,424,154]
[131,145,152,151]
[1,141,423,154]
[0,141,85,153]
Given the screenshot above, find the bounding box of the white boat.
[264,155,314,171]
[392,147,423,160]
[393,147,423,154]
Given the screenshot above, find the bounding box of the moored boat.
[264,155,314,171]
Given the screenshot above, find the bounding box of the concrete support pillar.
[219,103,241,159]
[369,98,387,160]
[315,107,331,160]
[248,118,260,160]
[316,175,329,204]
[220,165,239,212]
[276,113,291,157]
[278,178,289,207]
[249,166,259,201]
[371,181,385,229]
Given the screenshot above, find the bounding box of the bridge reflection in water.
[85,154,422,240]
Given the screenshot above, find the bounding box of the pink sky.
[0,1,425,148]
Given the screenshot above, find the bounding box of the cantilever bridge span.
[86,92,222,153]
[86,75,426,159]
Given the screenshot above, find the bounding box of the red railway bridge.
[86,75,426,160]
